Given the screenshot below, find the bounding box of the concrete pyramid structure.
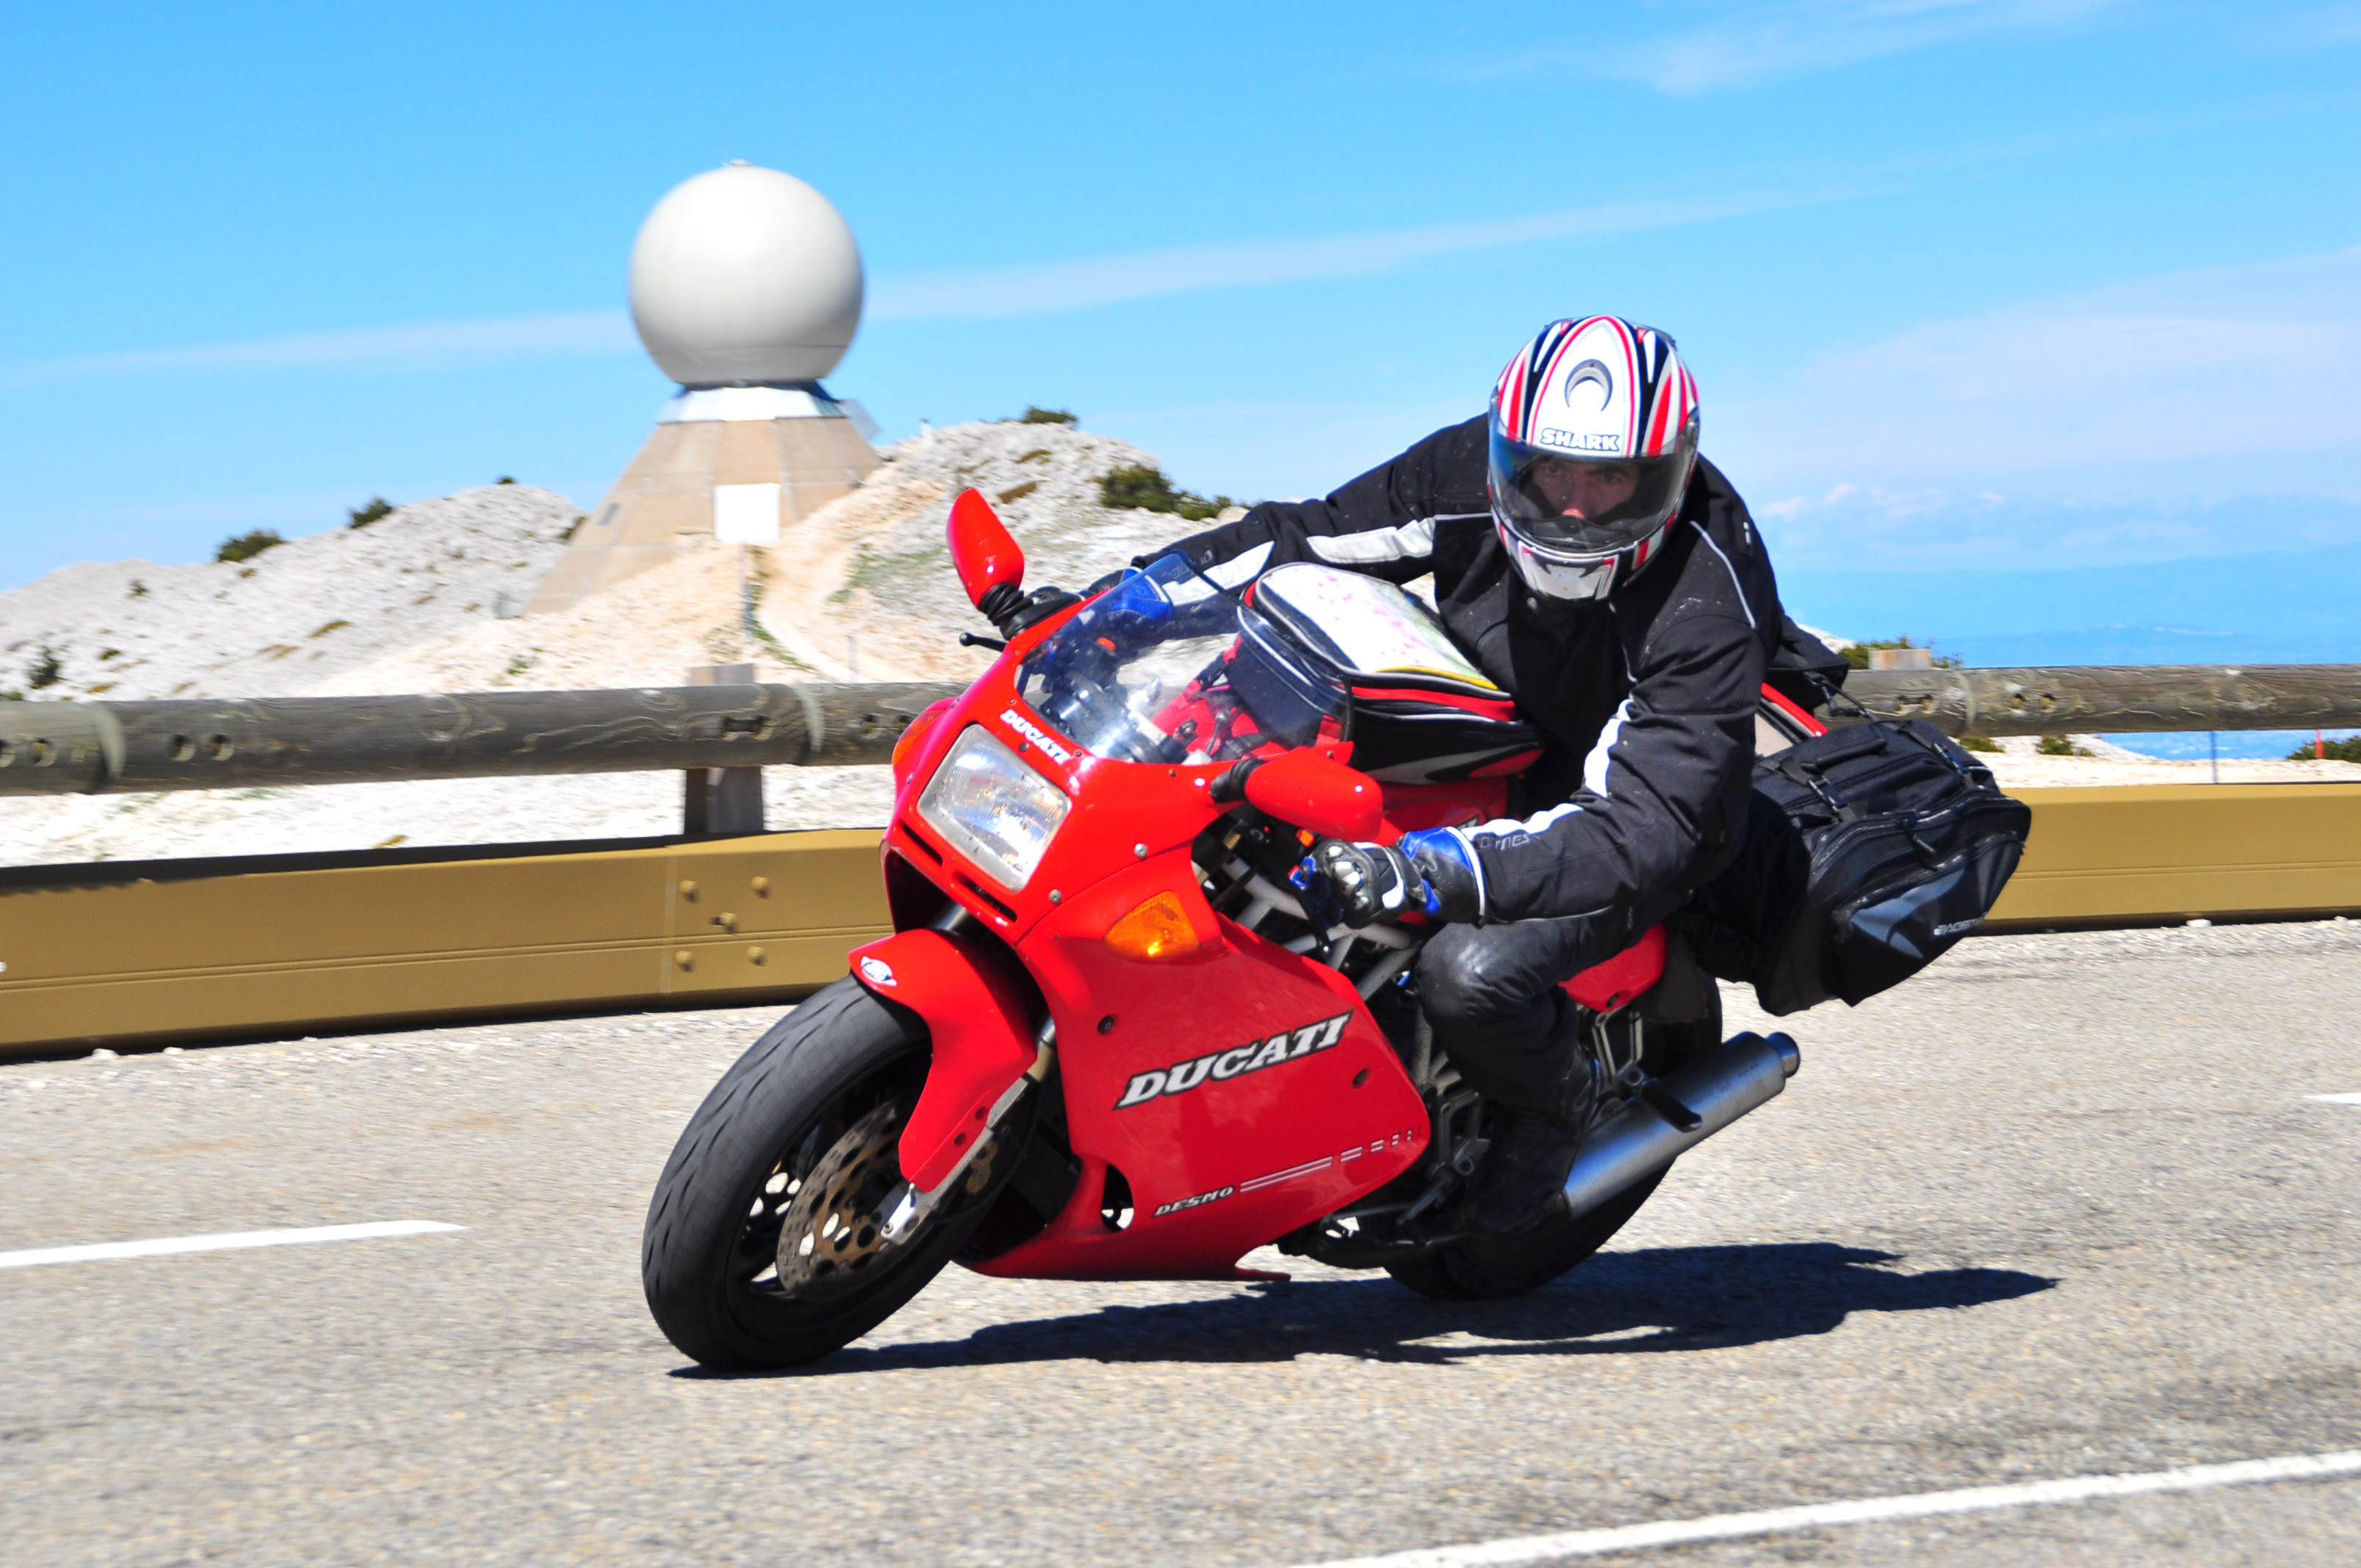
[523,385,879,614]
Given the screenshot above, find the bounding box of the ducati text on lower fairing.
[1114,1012,1351,1108]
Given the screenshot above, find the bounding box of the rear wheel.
[1385,996,1713,1302]
[1382,1166,1666,1300]
[641,976,1029,1369]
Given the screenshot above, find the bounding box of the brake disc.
[774,1100,1007,1295]
[774,1101,911,1295]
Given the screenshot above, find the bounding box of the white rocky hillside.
[0,486,582,703]
[2,423,2352,868]
[311,418,1214,697]
[0,421,1234,864]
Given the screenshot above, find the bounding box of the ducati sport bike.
[642,490,1805,1368]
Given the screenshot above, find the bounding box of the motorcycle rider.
[1146,316,1811,1235]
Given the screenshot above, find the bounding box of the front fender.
[849,929,1038,1194]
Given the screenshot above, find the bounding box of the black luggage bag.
[1676,718,2033,1017]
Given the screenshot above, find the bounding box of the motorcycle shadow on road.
[694,1243,2055,1378]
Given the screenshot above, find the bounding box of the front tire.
[641,976,1026,1369]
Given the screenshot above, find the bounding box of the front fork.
[879,1018,1053,1241]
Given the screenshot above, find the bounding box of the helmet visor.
[1488,427,1692,556]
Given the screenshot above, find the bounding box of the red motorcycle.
[642,490,1804,1368]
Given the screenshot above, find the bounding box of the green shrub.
[347,498,394,529]
[1019,406,1077,425]
[2036,733,2092,757]
[1099,465,1233,522]
[127,578,148,598]
[216,529,286,563]
[494,475,516,485]
[1840,635,1962,670]
[2288,734,2361,763]
[1958,733,2001,752]
[26,647,62,689]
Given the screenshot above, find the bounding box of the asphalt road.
[4,920,2358,1567]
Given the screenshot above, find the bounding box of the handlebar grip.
[1208,756,1264,805]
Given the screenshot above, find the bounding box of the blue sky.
[4,1,2359,687]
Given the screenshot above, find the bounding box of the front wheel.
[641,976,1028,1369]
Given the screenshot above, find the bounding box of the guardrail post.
[683,663,766,835]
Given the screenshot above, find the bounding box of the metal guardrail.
[4,786,2358,1058]
[1,665,2356,799]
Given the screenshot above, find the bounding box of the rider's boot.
[1465,1047,1603,1235]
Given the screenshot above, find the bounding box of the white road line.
[1288,1449,2361,1567]
[0,1220,463,1271]
[2309,1092,2361,1106]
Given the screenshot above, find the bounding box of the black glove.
[1291,830,1484,929]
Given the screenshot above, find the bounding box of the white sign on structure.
[712,482,782,544]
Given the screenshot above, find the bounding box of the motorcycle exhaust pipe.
[1562,1031,1801,1219]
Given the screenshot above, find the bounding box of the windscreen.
[1015,553,1346,765]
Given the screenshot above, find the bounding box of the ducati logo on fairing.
[1113,1012,1350,1108]
[1564,358,1613,409]
[998,708,1075,765]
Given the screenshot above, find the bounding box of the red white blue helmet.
[1488,316,1700,601]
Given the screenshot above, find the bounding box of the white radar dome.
[628,163,864,386]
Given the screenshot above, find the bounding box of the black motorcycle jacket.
[1152,414,1789,934]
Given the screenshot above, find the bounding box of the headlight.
[915,725,1070,890]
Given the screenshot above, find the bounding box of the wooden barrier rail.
[4,785,2359,1059]
[1,664,2356,799]
[1839,664,2361,738]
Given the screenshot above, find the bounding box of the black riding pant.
[1411,913,1625,1113]
[1412,910,1720,1113]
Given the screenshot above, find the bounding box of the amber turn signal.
[1103,890,1203,961]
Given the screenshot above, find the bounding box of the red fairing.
[862,569,1689,1283]
[947,488,1025,610]
[973,855,1426,1280]
[1759,682,1827,738]
[849,929,1039,1194]
[891,699,957,788]
[1562,925,1666,1014]
[1378,776,1511,835]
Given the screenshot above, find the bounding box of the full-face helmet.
[1488,316,1699,601]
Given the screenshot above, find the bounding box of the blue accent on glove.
[1396,828,1476,916]
[1287,855,1344,929]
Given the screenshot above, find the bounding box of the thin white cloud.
[6,311,634,387]
[1716,244,2361,494]
[1479,0,2128,94]
[3,182,1873,384]
[872,184,1874,319]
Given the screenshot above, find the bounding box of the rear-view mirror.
[947,489,1024,616]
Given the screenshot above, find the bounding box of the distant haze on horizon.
[2,2,2355,665]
